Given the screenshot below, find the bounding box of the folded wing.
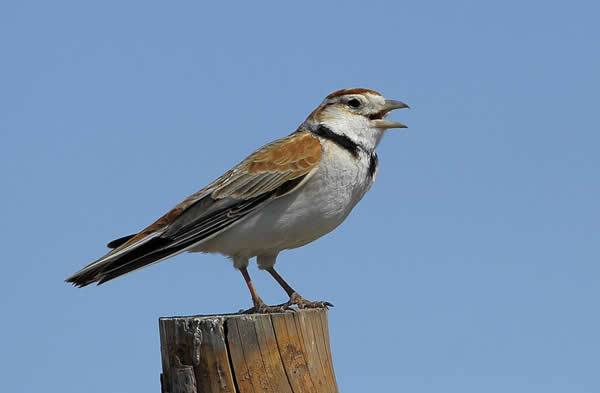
[66,131,322,287]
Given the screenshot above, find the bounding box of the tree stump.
[159,309,339,393]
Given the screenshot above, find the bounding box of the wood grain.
[159,309,338,393]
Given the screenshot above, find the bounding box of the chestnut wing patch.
[209,131,322,199]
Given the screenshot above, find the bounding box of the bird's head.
[304,88,409,151]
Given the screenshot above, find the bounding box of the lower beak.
[372,99,409,129]
[372,119,407,129]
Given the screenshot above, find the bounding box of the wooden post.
[159,309,339,393]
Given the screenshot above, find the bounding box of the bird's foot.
[287,292,334,309]
[242,297,294,314]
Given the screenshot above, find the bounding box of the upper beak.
[384,99,410,111]
[372,99,410,129]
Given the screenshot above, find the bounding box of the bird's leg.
[266,267,333,309]
[239,267,291,314]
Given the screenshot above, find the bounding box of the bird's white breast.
[196,139,375,258]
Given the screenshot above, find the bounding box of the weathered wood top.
[159,309,338,393]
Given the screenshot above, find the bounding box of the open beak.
[371,99,409,129]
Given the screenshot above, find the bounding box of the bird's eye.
[347,98,361,108]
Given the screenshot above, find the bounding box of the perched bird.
[66,88,409,312]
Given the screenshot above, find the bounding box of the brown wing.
[208,131,322,199]
[66,131,322,287]
[106,130,322,253]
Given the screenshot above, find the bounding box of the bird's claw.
[288,292,334,309]
[242,297,295,314]
[241,293,333,314]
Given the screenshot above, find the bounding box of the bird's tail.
[65,232,175,287]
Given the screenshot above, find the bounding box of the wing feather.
[66,131,322,287]
[210,131,322,199]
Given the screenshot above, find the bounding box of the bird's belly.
[195,151,373,257]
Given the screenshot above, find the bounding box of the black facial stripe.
[312,125,360,158]
[368,152,379,180]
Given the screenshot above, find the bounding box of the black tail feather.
[106,234,136,249]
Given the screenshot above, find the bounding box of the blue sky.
[1,1,599,392]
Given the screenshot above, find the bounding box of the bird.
[66,88,409,313]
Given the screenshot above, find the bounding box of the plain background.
[1,1,599,392]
